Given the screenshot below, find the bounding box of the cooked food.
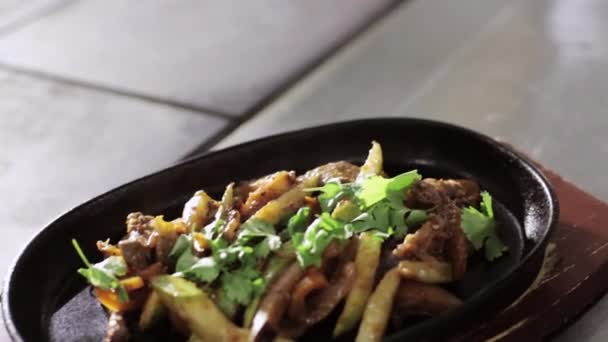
[72,142,508,342]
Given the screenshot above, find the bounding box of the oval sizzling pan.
[2,118,558,341]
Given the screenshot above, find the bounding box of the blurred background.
[1,0,608,340]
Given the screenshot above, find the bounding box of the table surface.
[1,0,607,341]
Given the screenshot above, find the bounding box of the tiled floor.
[1,0,608,340]
[217,0,608,202]
[0,68,227,280]
[0,0,397,115]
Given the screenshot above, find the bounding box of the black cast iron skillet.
[2,118,558,341]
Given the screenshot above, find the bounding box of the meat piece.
[154,232,177,267]
[104,312,130,342]
[393,215,450,261]
[299,161,360,184]
[138,262,164,282]
[282,240,358,337]
[251,262,305,340]
[394,281,462,317]
[96,240,121,258]
[287,268,329,321]
[240,171,296,218]
[304,261,356,325]
[393,201,469,279]
[407,178,480,208]
[126,212,154,233]
[446,222,469,279]
[281,262,357,338]
[222,210,242,241]
[118,237,152,271]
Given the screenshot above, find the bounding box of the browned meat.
[407,178,480,208]
[240,171,296,218]
[104,312,129,342]
[303,261,356,325]
[281,262,357,338]
[125,212,154,233]
[287,268,329,321]
[394,281,462,317]
[96,240,121,258]
[155,232,177,267]
[137,262,164,282]
[251,262,305,340]
[281,239,358,338]
[298,161,360,184]
[222,210,242,241]
[118,237,152,271]
[446,221,469,279]
[394,201,469,280]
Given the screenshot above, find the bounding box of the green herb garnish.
[461,191,508,261]
[72,239,129,302]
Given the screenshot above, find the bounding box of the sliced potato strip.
[357,141,383,181]
[152,276,249,341]
[398,260,453,284]
[252,176,319,224]
[355,268,400,342]
[334,232,382,336]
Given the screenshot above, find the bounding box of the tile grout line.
[392,0,520,115]
[0,62,235,120]
[0,0,78,36]
[180,0,408,160]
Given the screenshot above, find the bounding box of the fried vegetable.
[394,281,462,317]
[331,199,361,222]
[241,171,296,218]
[182,191,215,231]
[355,268,401,342]
[105,312,130,342]
[252,176,319,224]
[397,260,453,283]
[334,232,382,337]
[299,161,360,184]
[287,268,329,320]
[243,256,293,328]
[120,276,145,291]
[152,276,249,341]
[251,262,304,339]
[139,291,166,331]
[94,288,139,313]
[357,141,383,181]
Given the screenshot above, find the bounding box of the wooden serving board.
[457,167,608,341]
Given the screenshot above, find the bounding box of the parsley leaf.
[287,207,310,236]
[293,213,352,267]
[169,234,191,261]
[72,239,129,302]
[460,191,508,261]
[357,170,421,208]
[306,181,356,212]
[182,256,220,283]
[175,243,198,272]
[221,267,264,306]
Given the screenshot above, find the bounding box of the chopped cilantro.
[460,191,508,261]
[72,239,129,302]
[405,209,428,227]
[175,244,198,272]
[169,234,191,262]
[293,213,352,268]
[357,170,421,208]
[170,217,281,306]
[306,181,357,212]
[181,256,220,283]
